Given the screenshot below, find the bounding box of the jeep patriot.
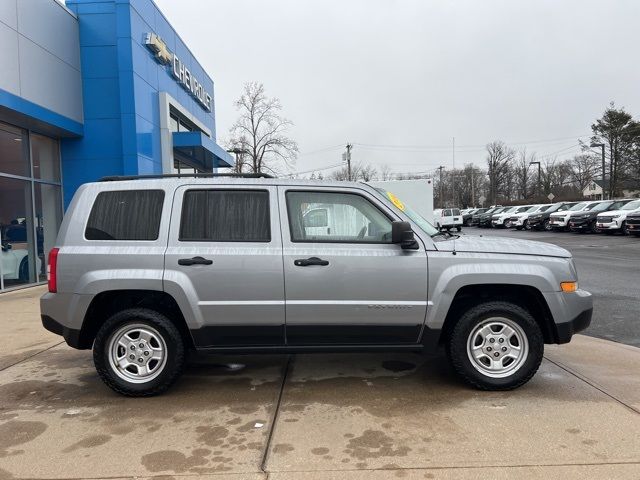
[41,174,593,396]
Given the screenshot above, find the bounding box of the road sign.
[547,193,555,201]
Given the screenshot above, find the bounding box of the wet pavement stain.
[381,360,417,373]
[311,447,330,455]
[0,420,47,456]
[195,426,229,447]
[62,434,112,453]
[140,449,209,473]
[344,429,411,460]
[273,443,295,454]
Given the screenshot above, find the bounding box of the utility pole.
[343,143,353,181]
[437,165,445,208]
[451,137,456,207]
[591,142,606,200]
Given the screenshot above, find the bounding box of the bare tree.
[567,154,599,191]
[227,82,298,175]
[486,141,515,204]
[378,164,393,181]
[514,149,533,200]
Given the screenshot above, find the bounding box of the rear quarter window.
[85,190,165,241]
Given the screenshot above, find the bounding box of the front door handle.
[178,256,213,266]
[294,257,329,267]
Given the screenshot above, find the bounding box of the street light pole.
[529,161,541,198]
[590,142,606,200]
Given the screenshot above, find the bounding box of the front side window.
[86,190,164,240]
[180,189,270,242]
[287,191,392,243]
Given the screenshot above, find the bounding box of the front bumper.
[543,289,593,343]
[569,219,592,230]
[549,217,568,228]
[595,220,620,231]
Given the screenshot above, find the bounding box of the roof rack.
[99,172,274,182]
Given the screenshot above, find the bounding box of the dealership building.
[0,0,233,291]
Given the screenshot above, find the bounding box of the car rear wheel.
[93,308,186,396]
[456,226,462,232]
[543,219,551,231]
[446,301,544,390]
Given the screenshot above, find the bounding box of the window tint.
[444,209,451,216]
[180,189,270,242]
[86,190,164,240]
[287,191,392,243]
[452,209,461,215]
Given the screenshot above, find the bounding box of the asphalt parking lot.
[468,227,640,348]
[1,284,639,479]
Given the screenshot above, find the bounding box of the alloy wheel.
[466,317,529,379]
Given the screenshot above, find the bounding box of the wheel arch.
[438,284,558,345]
[77,290,194,350]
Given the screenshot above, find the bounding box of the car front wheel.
[446,301,544,390]
[93,308,186,396]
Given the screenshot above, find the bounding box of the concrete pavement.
[0,286,639,479]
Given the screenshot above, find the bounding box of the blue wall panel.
[61,0,221,207]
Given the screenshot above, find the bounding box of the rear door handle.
[294,257,329,267]
[178,256,213,266]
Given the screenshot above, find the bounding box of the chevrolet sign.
[144,32,212,112]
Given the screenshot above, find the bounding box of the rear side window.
[180,189,270,242]
[85,190,164,241]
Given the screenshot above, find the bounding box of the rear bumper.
[41,314,85,349]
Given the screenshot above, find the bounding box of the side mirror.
[391,221,419,250]
[1,242,11,252]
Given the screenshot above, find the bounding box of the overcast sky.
[155,0,640,177]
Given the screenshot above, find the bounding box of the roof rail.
[99,172,274,182]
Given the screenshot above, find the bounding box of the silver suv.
[41,174,593,396]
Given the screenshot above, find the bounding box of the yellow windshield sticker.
[386,191,405,211]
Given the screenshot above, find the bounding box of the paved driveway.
[1,287,639,479]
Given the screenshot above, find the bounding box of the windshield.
[622,200,640,210]
[538,205,552,212]
[374,188,439,236]
[588,202,612,212]
[568,202,587,211]
[517,206,533,213]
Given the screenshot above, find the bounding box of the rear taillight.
[48,248,59,293]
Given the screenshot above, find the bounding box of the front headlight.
[611,214,621,218]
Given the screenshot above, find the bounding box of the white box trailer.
[368,178,435,225]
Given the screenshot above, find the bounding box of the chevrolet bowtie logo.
[144,32,172,65]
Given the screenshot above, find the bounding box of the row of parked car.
[458,198,640,235]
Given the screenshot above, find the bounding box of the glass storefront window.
[33,183,63,282]
[0,123,29,177]
[31,134,61,182]
[0,176,37,288]
[0,121,62,291]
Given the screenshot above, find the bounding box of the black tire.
[446,301,544,390]
[456,226,462,232]
[621,221,628,236]
[523,219,529,230]
[465,218,472,227]
[542,219,551,231]
[93,308,186,397]
[18,258,29,282]
[590,221,599,234]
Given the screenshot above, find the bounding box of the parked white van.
[433,208,463,231]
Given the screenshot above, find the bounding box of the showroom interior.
[0,0,233,291]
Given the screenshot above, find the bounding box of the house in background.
[582,179,640,199]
